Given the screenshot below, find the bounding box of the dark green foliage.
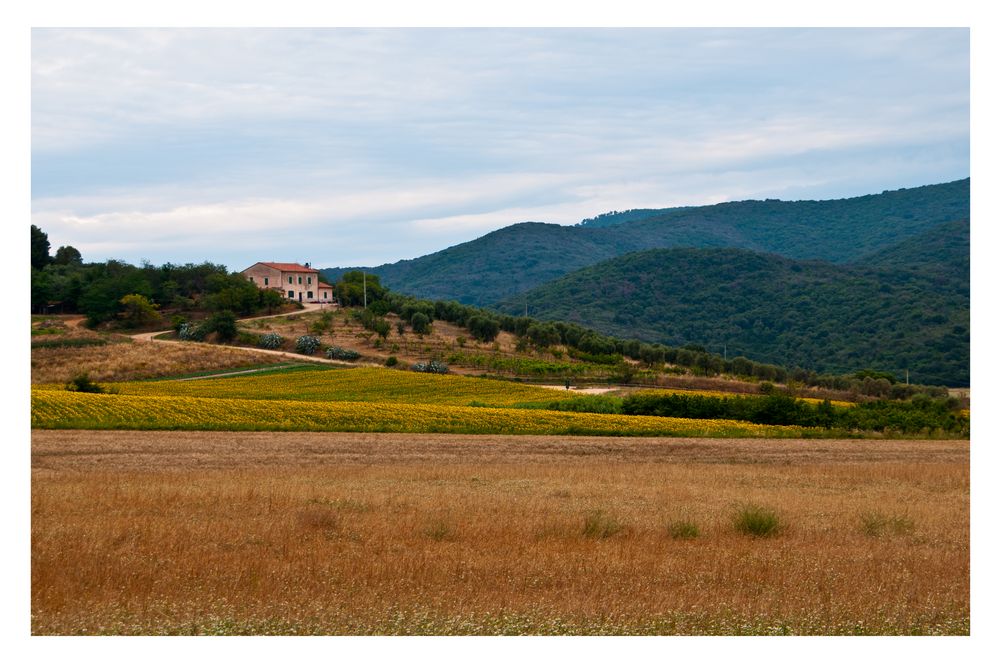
[52,245,82,266]
[385,356,398,367]
[117,293,161,328]
[66,373,103,394]
[618,391,967,434]
[497,231,969,386]
[410,312,431,335]
[29,232,286,322]
[320,179,969,307]
[334,271,386,306]
[204,311,238,342]
[466,315,500,342]
[31,224,51,270]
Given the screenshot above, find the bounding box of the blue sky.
[31,27,969,270]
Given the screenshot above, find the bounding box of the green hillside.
[494,222,969,386]
[320,179,969,306]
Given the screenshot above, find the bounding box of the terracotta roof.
[253,262,319,273]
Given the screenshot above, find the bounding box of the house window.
[249,276,254,283]
[287,290,294,298]
[323,291,328,299]
[264,277,269,286]
[298,276,302,284]
[308,276,312,285]
[307,291,313,299]
[288,276,293,284]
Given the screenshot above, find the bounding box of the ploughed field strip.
[31,431,969,635]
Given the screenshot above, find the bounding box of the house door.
[298,292,302,302]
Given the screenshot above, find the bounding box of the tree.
[53,245,83,266]
[31,225,51,269]
[118,293,161,328]
[204,310,238,342]
[259,288,285,313]
[410,312,430,334]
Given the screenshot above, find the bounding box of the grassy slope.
[320,179,969,306]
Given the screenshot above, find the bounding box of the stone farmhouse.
[241,262,335,304]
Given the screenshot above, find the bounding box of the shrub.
[204,310,238,342]
[326,346,360,361]
[732,504,782,537]
[295,335,321,355]
[582,510,624,539]
[65,373,104,394]
[259,332,284,350]
[385,356,398,367]
[178,322,206,341]
[412,360,449,374]
[667,519,700,540]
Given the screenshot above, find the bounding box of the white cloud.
[30,28,969,268]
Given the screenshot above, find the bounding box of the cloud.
[31,28,969,269]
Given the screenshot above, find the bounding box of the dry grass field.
[31,431,969,635]
[31,339,287,383]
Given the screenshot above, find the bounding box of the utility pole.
[363,271,367,309]
[905,369,909,385]
[524,297,528,318]
[724,344,727,361]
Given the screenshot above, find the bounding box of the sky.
[31,27,970,271]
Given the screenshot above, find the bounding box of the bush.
[66,373,103,394]
[385,356,398,367]
[258,332,284,349]
[178,322,206,341]
[203,310,238,342]
[412,360,449,374]
[326,346,360,361]
[295,335,321,355]
[732,504,782,538]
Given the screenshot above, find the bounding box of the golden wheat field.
[31,430,969,635]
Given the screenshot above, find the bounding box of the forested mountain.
[320,179,969,306]
[494,220,969,386]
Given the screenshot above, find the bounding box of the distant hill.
[494,221,970,386]
[321,179,969,306]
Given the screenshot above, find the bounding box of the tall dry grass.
[31,431,969,635]
[31,341,286,383]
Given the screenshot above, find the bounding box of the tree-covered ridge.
[576,207,692,228]
[319,179,969,306]
[494,227,969,386]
